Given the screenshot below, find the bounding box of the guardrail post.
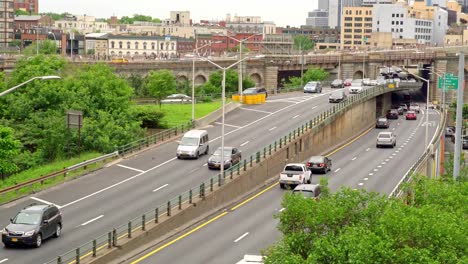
[237,163,240,175]
[269,144,272,155]
[108,231,112,248]
[178,195,182,210]
[289,132,291,142]
[309,120,312,128]
[75,248,80,264]
[93,239,97,257]
[142,214,146,231]
[263,147,266,158]
[112,229,117,246]
[167,201,171,216]
[218,174,222,186]
[128,221,132,238]
[279,138,282,148]
[200,183,205,199]
[155,208,159,223]
[250,155,253,167]
[256,152,261,163]
[230,168,233,179]
[274,141,277,151]
[189,189,193,203]
[244,160,247,171]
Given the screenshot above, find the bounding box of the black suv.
[2,204,62,248]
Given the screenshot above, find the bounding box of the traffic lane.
[132,184,284,264]
[327,115,420,191]
[365,109,440,194]
[127,113,433,264]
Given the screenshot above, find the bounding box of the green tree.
[264,176,468,264]
[303,67,329,82]
[146,70,177,107]
[21,39,58,56]
[293,35,314,53]
[0,126,21,178]
[127,73,148,97]
[15,9,31,16]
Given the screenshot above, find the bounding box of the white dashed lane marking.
[117,164,145,173]
[293,115,300,119]
[351,157,357,161]
[81,215,104,226]
[240,141,250,147]
[153,184,169,193]
[234,232,249,243]
[334,168,341,173]
[269,126,277,131]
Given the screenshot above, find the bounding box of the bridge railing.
[44,82,421,264]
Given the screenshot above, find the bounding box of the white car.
[409,104,420,113]
[279,163,311,189]
[161,94,192,104]
[349,79,363,94]
[376,131,397,148]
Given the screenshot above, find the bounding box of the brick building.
[14,0,38,13]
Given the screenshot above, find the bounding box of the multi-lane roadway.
[0,87,355,264]
[129,99,441,264]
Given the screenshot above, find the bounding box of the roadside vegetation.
[264,175,468,263]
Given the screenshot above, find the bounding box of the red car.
[405,110,417,120]
[344,79,352,86]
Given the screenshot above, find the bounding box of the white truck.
[279,163,312,189]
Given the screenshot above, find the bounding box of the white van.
[176,130,209,159]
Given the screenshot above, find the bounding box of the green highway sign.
[438,73,458,90]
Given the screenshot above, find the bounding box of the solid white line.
[152,184,169,193]
[81,215,104,226]
[234,232,249,243]
[239,107,272,114]
[279,208,285,212]
[269,126,277,131]
[311,106,318,109]
[214,122,242,128]
[240,141,250,147]
[117,164,145,173]
[61,157,177,208]
[351,157,357,161]
[30,197,62,209]
[358,183,364,186]
[292,115,300,119]
[366,148,370,151]
[0,259,8,264]
[364,178,369,181]
[334,168,341,173]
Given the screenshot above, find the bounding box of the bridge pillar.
[264,66,278,93]
[433,59,449,104]
[341,62,356,80]
[369,63,382,80]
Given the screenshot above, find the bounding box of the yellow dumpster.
[258,93,266,103]
[245,94,256,104]
[232,94,240,102]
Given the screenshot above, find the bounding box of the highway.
[0,87,349,264]
[129,101,441,264]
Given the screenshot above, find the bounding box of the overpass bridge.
[1,46,467,103]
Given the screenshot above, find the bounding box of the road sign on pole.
[438,73,458,90]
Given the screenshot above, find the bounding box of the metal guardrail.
[0,152,119,205]
[389,108,446,198]
[43,83,421,264]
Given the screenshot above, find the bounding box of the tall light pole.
[409,71,430,148]
[201,55,264,178]
[454,52,464,181]
[219,32,262,102]
[0,76,61,97]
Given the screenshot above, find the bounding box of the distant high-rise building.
[1,0,14,48]
[306,9,329,27]
[14,0,38,13]
[328,0,363,29]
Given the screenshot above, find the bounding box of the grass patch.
[134,99,228,127]
[0,152,102,191]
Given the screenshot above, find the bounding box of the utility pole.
[454,52,464,181]
[300,42,304,87]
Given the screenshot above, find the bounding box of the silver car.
[376,131,396,148]
[303,81,322,93]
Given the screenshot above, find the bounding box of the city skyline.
[39,0,319,27]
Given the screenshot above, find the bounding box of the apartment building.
[340,7,373,50]
[107,35,179,59]
[55,15,111,34]
[14,0,37,13]
[225,14,276,36]
[0,0,14,48]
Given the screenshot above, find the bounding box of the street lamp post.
[221,32,262,102]
[201,55,264,178]
[0,76,61,97]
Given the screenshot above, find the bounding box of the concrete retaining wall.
[87,96,379,264]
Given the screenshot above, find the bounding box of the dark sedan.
[376,117,390,129]
[386,109,399,119]
[207,147,242,169]
[306,156,332,174]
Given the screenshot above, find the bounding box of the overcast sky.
[40,0,318,27]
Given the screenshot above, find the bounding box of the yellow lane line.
[131,211,228,264]
[230,182,279,211]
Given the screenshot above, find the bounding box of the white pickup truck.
[279,163,312,189]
